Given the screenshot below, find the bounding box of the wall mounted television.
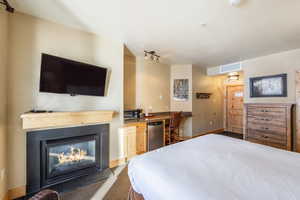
[39,54,108,97]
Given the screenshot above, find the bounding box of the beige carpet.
[61,165,130,200]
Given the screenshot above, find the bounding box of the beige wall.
[124,47,136,110]
[207,48,300,134]
[170,65,193,137]
[243,49,300,103]
[136,57,170,113]
[192,67,224,136]
[0,9,8,200]
[207,49,300,105]
[170,65,193,112]
[7,12,124,189]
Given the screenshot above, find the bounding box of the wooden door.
[227,85,244,134]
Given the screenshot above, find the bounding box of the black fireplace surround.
[26,124,109,195]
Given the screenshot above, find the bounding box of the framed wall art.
[173,79,189,101]
[249,74,287,97]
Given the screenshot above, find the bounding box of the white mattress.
[128,134,300,200]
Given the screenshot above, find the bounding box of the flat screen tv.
[40,54,108,97]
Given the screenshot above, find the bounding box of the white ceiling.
[8,0,300,67]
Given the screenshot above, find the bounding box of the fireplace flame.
[58,147,87,164]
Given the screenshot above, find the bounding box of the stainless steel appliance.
[147,121,164,151]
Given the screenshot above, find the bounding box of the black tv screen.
[40,54,107,96]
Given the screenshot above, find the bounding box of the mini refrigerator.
[147,121,164,151]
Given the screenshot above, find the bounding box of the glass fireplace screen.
[48,139,96,177]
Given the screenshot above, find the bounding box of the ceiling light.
[144,51,160,63]
[230,0,242,6]
[228,72,240,81]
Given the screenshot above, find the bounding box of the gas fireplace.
[27,124,109,195]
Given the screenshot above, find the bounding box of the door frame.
[224,83,244,133]
[296,71,300,152]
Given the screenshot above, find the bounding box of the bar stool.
[169,112,184,144]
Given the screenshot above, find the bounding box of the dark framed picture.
[250,74,287,97]
[173,79,189,101]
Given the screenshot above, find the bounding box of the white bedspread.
[128,134,300,200]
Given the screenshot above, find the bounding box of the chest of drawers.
[244,103,294,150]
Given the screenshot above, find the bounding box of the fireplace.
[47,136,97,178]
[27,124,109,195]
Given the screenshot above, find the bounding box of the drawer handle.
[261,127,269,130]
[262,135,269,139]
[261,110,269,113]
[260,118,271,121]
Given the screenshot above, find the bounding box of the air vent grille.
[220,62,242,73]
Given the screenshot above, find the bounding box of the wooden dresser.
[244,103,294,150]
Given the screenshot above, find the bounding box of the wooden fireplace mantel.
[21,110,115,130]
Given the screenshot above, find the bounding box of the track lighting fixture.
[144,50,160,63]
[0,0,14,13]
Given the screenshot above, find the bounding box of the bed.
[128,134,300,200]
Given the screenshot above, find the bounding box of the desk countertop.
[124,112,192,124]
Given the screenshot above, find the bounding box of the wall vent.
[206,62,243,76]
[219,62,242,73]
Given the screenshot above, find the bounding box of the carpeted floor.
[61,165,130,200]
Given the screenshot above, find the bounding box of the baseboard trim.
[8,186,26,200]
[192,128,225,138]
[109,158,126,168]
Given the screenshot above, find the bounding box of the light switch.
[0,168,5,182]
